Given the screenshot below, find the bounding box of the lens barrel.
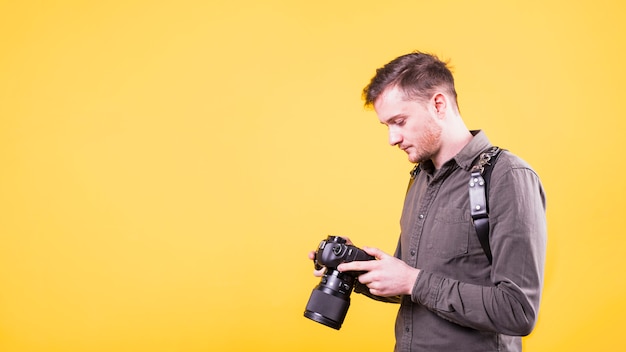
[304,288,350,330]
[303,270,354,330]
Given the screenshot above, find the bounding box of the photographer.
[309,52,546,352]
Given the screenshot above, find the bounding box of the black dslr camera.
[304,236,374,330]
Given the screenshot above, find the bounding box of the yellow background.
[1,1,624,351]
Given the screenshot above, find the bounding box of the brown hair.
[362,51,458,109]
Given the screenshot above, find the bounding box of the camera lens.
[304,270,354,330]
[304,288,350,330]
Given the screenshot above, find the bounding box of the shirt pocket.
[427,208,471,259]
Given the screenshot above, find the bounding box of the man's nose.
[389,129,402,146]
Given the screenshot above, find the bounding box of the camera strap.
[469,146,502,265]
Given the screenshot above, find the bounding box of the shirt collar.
[416,130,492,174]
[454,130,492,171]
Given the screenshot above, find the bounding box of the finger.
[362,246,388,260]
[369,288,383,296]
[338,260,373,272]
[357,271,374,284]
[308,251,316,260]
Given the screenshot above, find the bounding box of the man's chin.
[407,153,426,164]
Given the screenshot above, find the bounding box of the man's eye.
[395,119,405,126]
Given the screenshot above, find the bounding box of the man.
[311,52,547,351]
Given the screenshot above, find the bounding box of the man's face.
[374,86,442,164]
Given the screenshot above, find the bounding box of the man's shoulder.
[496,149,535,170]
[491,149,541,184]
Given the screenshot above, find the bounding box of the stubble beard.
[408,119,442,164]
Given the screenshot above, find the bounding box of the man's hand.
[308,250,325,277]
[337,246,420,297]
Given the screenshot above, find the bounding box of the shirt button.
[419,214,424,219]
[410,250,416,256]
[405,327,410,332]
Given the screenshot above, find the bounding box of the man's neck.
[432,128,473,169]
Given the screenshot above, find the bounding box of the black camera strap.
[469,146,502,264]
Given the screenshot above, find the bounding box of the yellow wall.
[1,1,624,351]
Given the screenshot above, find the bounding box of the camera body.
[304,236,374,330]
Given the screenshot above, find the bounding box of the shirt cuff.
[412,270,444,308]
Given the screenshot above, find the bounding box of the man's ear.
[433,93,447,117]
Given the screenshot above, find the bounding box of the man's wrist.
[406,268,421,295]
